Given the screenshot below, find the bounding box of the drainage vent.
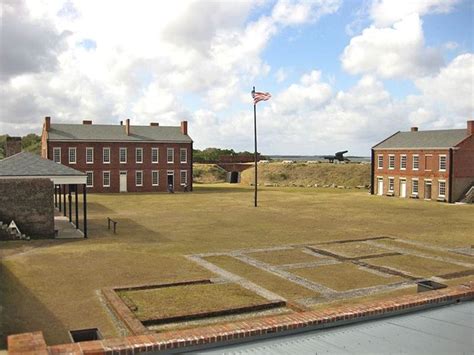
[69,328,103,342]
[417,280,447,293]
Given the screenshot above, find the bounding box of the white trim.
[439,155,447,172]
[0,175,86,185]
[68,147,77,164]
[388,154,395,170]
[377,154,383,169]
[136,147,143,164]
[152,170,159,186]
[412,154,419,171]
[180,170,187,186]
[103,171,111,187]
[438,180,446,197]
[180,148,187,164]
[86,147,94,164]
[135,170,143,187]
[151,148,159,164]
[86,171,94,187]
[411,178,419,195]
[400,154,407,170]
[103,147,111,164]
[388,177,394,192]
[119,147,127,164]
[167,148,174,163]
[53,147,61,163]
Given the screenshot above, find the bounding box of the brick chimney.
[44,116,51,132]
[181,120,188,135]
[411,127,418,132]
[83,120,92,125]
[125,119,131,135]
[5,136,22,157]
[150,122,159,126]
[468,120,474,136]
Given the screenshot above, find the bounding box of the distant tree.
[0,135,6,159]
[193,147,267,163]
[0,133,41,159]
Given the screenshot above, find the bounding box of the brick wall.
[46,142,193,193]
[0,179,54,238]
[452,135,474,201]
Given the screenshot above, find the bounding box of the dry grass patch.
[247,248,322,265]
[119,283,266,321]
[316,242,391,258]
[292,263,403,291]
[368,255,470,278]
[205,255,317,300]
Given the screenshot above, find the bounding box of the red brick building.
[371,120,474,203]
[41,117,193,193]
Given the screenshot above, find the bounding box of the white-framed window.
[388,177,394,192]
[180,148,187,163]
[135,170,143,186]
[86,147,94,164]
[86,171,94,187]
[400,155,407,170]
[152,170,159,186]
[180,170,188,186]
[412,179,419,195]
[167,148,174,163]
[103,171,110,187]
[439,155,447,172]
[103,147,111,164]
[53,147,61,163]
[136,148,143,163]
[68,147,76,164]
[413,154,419,170]
[388,154,395,170]
[377,154,383,169]
[119,147,127,163]
[438,180,446,197]
[152,148,159,163]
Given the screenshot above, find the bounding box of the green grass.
[247,248,323,265]
[1,184,473,348]
[316,242,391,258]
[120,283,267,320]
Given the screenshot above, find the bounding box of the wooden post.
[63,185,66,217]
[83,184,87,238]
[75,185,79,229]
[68,185,72,222]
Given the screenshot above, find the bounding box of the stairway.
[459,185,474,204]
[0,221,29,240]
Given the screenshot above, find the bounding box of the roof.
[0,152,86,184]
[373,129,469,149]
[198,301,474,354]
[47,124,193,143]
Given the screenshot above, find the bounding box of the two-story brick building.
[41,117,193,193]
[371,120,474,203]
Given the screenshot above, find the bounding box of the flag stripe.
[252,91,271,104]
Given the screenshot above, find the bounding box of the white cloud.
[275,68,288,83]
[370,0,461,27]
[341,14,443,79]
[272,0,341,26]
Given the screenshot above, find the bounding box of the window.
[53,147,61,163]
[438,181,446,197]
[152,148,159,163]
[413,155,419,170]
[439,155,447,172]
[167,148,174,163]
[180,148,187,163]
[136,148,143,163]
[103,171,110,187]
[388,177,394,192]
[103,147,111,164]
[152,170,159,186]
[388,155,395,170]
[86,172,93,187]
[377,155,383,169]
[135,170,143,186]
[412,179,419,195]
[68,147,76,164]
[180,170,188,186]
[119,147,127,163]
[400,155,407,170]
[86,147,94,164]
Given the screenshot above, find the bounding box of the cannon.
[323,150,350,163]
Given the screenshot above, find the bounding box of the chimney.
[411,127,418,132]
[180,120,188,135]
[150,122,159,126]
[468,120,474,136]
[125,119,131,135]
[83,120,92,125]
[5,136,22,157]
[44,116,51,132]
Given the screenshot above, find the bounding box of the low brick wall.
[0,178,54,239]
[8,282,474,354]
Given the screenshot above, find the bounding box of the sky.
[0,0,473,155]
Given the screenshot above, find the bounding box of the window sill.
[386,192,394,197]
[410,195,419,199]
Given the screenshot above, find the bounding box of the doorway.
[377,178,384,195]
[119,171,127,192]
[230,171,239,183]
[424,180,432,200]
[167,171,174,189]
[400,179,407,198]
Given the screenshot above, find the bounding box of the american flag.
[252,90,271,105]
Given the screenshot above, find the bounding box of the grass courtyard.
[1,184,473,347]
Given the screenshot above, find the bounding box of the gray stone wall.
[0,178,54,238]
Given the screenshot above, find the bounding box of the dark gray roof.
[48,124,193,143]
[198,301,474,354]
[0,152,86,177]
[373,129,469,149]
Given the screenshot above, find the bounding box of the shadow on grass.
[0,263,66,349]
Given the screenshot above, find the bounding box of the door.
[167,171,174,190]
[377,178,384,195]
[425,181,432,200]
[120,171,127,192]
[400,180,407,198]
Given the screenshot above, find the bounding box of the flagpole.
[253,86,258,207]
